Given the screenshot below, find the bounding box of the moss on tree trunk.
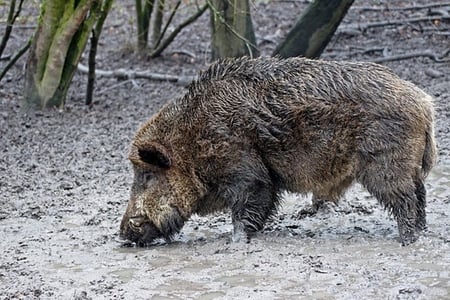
[24,0,104,109]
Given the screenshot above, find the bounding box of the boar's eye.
[143,171,154,183]
[138,148,171,169]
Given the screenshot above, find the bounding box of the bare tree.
[135,0,208,57]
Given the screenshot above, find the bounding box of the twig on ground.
[362,47,386,55]
[340,15,450,32]
[430,8,450,17]
[352,2,450,11]
[96,79,133,95]
[169,49,196,58]
[371,48,450,63]
[77,63,196,85]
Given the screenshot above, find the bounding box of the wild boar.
[119,56,437,246]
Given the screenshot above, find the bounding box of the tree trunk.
[136,0,155,51]
[23,0,105,109]
[273,0,354,58]
[210,0,259,61]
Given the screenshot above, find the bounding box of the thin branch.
[0,25,36,30]
[0,0,25,57]
[77,63,196,84]
[153,0,181,49]
[86,0,114,106]
[149,3,208,58]
[96,79,135,95]
[434,31,450,36]
[371,48,450,63]
[0,40,30,82]
[340,15,450,32]
[352,2,450,11]
[86,29,98,106]
[169,49,196,58]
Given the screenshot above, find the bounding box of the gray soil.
[1,1,449,299]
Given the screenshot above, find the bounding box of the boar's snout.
[120,215,162,246]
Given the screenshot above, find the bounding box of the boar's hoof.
[121,216,162,246]
[231,221,252,243]
[399,225,420,246]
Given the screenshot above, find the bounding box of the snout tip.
[119,216,163,247]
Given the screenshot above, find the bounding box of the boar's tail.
[421,124,437,178]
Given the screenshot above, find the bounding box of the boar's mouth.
[120,216,163,247]
[120,207,186,247]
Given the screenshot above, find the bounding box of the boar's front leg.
[297,195,328,218]
[225,168,280,242]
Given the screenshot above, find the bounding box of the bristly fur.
[121,56,437,246]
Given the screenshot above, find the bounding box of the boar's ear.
[137,144,171,169]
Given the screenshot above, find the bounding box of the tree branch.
[0,40,30,82]
[77,63,196,85]
[371,48,450,63]
[153,0,181,49]
[0,0,25,57]
[149,3,208,58]
[86,0,114,106]
[352,2,450,11]
[340,15,450,32]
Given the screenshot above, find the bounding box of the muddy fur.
[120,56,437,246]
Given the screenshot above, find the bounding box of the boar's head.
[120,134,204,246]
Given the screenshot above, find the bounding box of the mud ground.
[0,0,449,299]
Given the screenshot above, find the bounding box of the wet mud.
[1,0,449,299]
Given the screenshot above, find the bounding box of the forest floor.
[0,0,449,299]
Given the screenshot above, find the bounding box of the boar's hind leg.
[362,174,421,245]
[228,176,279,242]
[414,178,427,231]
